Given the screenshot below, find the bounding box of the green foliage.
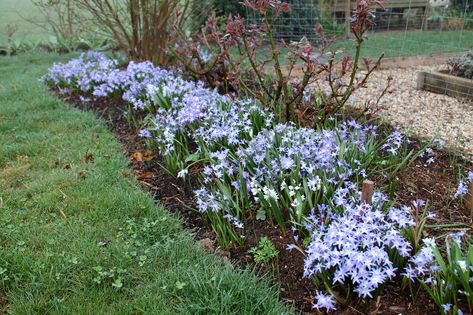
[0,36,112,56]
[450,0,473,13]
[420,237,473,314]
[249,237,279,265]
[189,0,247,31]
[213,0,247,17]
[319,18,346,37]
[448,51,473,80]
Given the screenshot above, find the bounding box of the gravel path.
[353,65,473,160]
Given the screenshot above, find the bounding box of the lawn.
[0,0,51,44]
[0,52,291,314]
[246,29,473,67]
[333,30,473,59]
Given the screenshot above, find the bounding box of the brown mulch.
[58,91,472,314]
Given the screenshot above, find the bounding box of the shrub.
[447,51,473,80]
[173,0,387,125]
[74,0,191,66]
[29,0,89,47]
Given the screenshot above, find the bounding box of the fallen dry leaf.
[59,210,67,219]
[132,152,143,162]
[138,172,154,180]
[198,238,215,253]
[142,150,154,161]
[132,151,154,162]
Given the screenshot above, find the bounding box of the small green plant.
[249,237,279,266]
[403,200,429,254]
[92,266,126,289]
[423,236,472,314]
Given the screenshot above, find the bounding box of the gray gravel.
[352,66,473,160]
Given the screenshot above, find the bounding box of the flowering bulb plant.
[95,61,172,109]
[44,52,443,311]
[43,51,120,95]
[303,192,414,307]
[454,171,473,200]
[144,81,273,174]
[194,120,410,247]
[42,52,172,109]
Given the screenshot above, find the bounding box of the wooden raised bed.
[332,0,428,11]
[417,71,473,100]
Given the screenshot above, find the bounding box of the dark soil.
[58,91,472,315]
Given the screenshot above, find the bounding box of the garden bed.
[41,50,473,314]
[417,71,473,100]
[57,90,472,314]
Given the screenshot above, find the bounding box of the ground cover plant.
[0,52,291,315]
[43,46,473,313]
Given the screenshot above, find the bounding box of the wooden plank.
[333,0,428,11]
[417,71,473,100]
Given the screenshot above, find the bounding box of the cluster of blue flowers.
[44,52,272,160]
[146,84,272,156]
[404,232,471,315]
[43,52,120,96]
[43,52,172,110]
[194,122,380,225]
[304,192,413,299]
[45,52,456,312]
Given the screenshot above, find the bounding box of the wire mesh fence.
[245,0,473,58]
[244,0,473,98]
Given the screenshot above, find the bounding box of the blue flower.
[455,181,468,198]
[280,156,294,170]
[138,129,152,138]
[441,303,452,313]
[313,291,337,311]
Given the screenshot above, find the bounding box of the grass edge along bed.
[0,52,291,315]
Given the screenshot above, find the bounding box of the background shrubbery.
[448,51,473,79]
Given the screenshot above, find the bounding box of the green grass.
[251,30,473,67]
[0,0,52,44]
[333,30,473,59]
[0,52,291,315]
